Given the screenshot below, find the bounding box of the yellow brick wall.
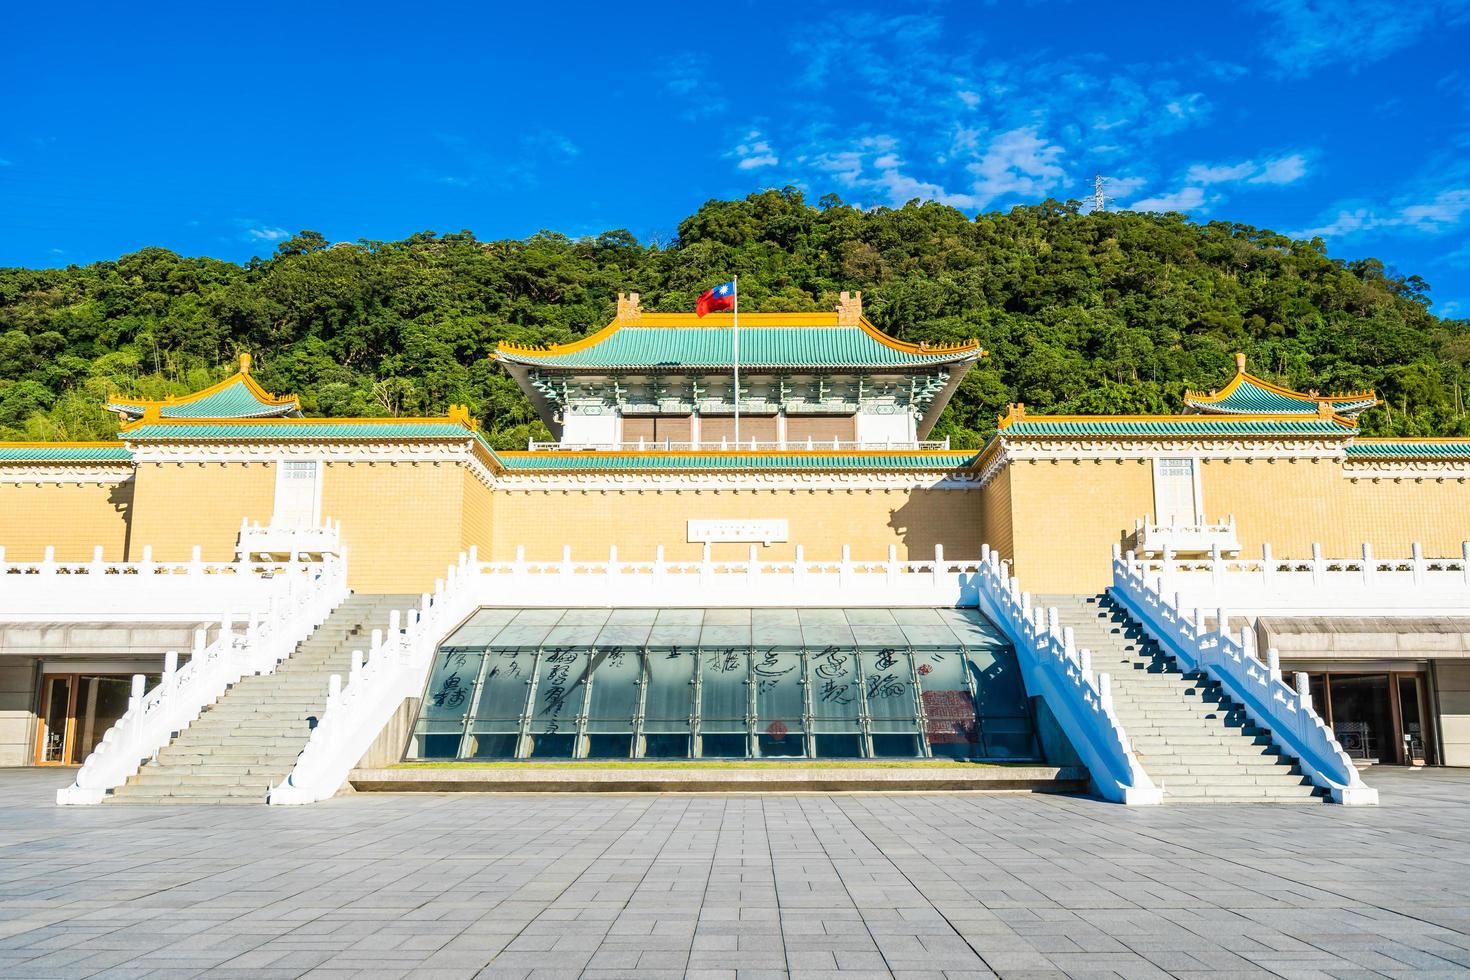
[0,479,134,561]
[486,488,983,563]
[978,466,1013,563]
[131,462,275,561]
[461,470,494,557]
[995,454,1470,595]
[322,461,466,594]
[1005,458,1156,594]
[1203,458,1470,560]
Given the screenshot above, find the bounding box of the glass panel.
[642,648,695,734]
[963,642,1036,760]
[1400,676,1426,762]
[808,646,861,736]
[585,646,642,732]
[410,649,483,759]
[916,646,978,759]
[1327,674,1393,762]
[700,647,749,757]
[861,647,919,734]
[754,647,804,757]
[460,648,535,759]
[39,675,73,763]
[530,647,590,735]
[700,648,748,721]
[475,649,536,720]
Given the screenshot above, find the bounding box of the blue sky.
[4,0,1470,315]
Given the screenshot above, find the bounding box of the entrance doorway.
[1303,671,1434,766]
[35,673,156,766]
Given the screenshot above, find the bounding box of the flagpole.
[732,276,740,446]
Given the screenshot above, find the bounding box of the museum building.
[3,291,1469,805]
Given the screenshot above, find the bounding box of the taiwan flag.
[696,280,736,317]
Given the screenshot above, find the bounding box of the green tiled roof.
[123,422,477,440]
[1002,419,1353,437]
[108,378,299,420]
[1185,377,1377,416]
[0,445,134,462]
[1346,442,1470,459]
[499,326,977,369]
[497,452,979,472]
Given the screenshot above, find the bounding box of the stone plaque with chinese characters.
[687,519,789,545]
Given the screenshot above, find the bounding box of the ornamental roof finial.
[836,290,863,326]
[616,292,643,323]
[239,352,252,375]
[1235,351,1247,374]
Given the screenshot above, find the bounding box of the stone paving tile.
[3,769,1470,977]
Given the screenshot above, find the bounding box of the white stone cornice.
[998,436,1349,461]
[492,470,981,492]
[0,466,135,485]
[1344,459,1470,480]
[125,439,502,491]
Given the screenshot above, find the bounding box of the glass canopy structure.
[406,608,1038,762]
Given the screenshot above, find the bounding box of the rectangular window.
[785,415,856,445]
[699,415,776,446]
[622,415,692,445]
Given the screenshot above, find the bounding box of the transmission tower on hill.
[1092,174,1111,213]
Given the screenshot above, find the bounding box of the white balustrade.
[1110,547,1377,805]
[1127,540,1470,616]
[56,551,350,805]
[237,519,344,559]
[973,546,1161,805]
[0,542,336,622]
[1134,514,1240,556]
[466,542,983,607]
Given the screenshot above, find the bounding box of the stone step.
[130,771,284,787]
[1147,762,1302,776]
[1162,783,1324,800]
[1152,772,1314,787]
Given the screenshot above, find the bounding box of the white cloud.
[729,131,780,171]
[1251,0,1466,76]
[246,226,290,242]
[1130,186,1208,212]
[1292,188,1470,238]
[956,89,981,109]
[1184,161,1258,185]
[966,127,1067,207]
[1249,154,1309,184]
[1182,153,1310,187]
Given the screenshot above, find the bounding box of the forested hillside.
[1,189,1466,449]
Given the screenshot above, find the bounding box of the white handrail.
[269,549,480,805]
[55,552,350,805]
[973,545,1161,805]
[1109,548,1377,805]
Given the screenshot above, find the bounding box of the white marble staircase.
[1038,593,1327,803]
[105,594,414,804]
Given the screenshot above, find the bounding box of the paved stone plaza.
[2,770,1470,979]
